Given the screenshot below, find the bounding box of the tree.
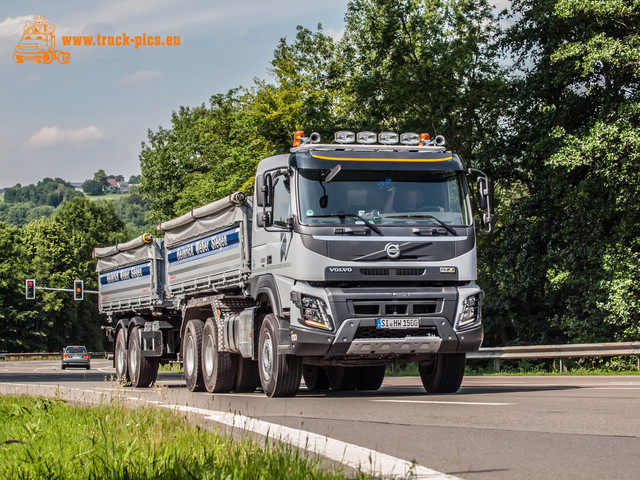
[341,0,506,162]
[481,0,640,344]
[82,179,103,196]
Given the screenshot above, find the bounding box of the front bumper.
[287,284,483,359]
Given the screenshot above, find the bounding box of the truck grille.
[354,326,438,340]
[351,301,439,316]
[360,268,425,276]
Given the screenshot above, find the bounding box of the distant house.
[70,182,83,192]
[117,181,129,193]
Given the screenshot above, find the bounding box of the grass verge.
[0,395,374,480]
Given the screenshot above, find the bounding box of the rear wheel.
[183,319,206,392]
[234,356,261,393]
[327,366,359,392]
[419,353,466,393]
[127,326,159,388]
[201,318,237,393]
[114,328,128,382]
[258,314,301,397]
[302,365,330,391]
[358,366,386,391]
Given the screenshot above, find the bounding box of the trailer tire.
[114,328,129,382]
[419,353,466,394]
[302,365,330,391]
[184,319,206,392]
[327,366,359,392]
[357,366,385,391]
[201,318,237,393]
[234,356,260,393]
[258,314,301,397]
[128,326,159,388]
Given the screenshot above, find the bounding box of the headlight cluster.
[301,296,334,331]
[457,293,482,330]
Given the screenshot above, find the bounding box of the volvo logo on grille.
[385,243,401,259]
[328,267,353,273]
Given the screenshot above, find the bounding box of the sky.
[0,0,349,188]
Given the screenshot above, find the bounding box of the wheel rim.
[261,331,273,382]
[129,334,138,374]
[185,335,195,377]
[203,333,214,377]
[116,340,125,374]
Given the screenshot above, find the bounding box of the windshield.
[298,168,472,227]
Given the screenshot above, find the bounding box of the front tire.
[114,328,129,382]
[201,318,237,393]
[419,353,466,393]
[183,319,206,392]
[358,366,385,391]
[327,366,359,391]
[128,326,159,388]
[258,314,301,397]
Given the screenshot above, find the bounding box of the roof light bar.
[400,132,420,145]
[357,131,377,144]
[379,131,399,144]
[335,130,355,144]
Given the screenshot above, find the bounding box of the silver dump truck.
[95,130,493,397]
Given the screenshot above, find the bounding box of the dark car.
[61,345,90,370]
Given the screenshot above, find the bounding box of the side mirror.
[256,175,265,207]
[476,177,488,210]
[263,173,273,208]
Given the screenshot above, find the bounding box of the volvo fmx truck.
[94,130,493,397]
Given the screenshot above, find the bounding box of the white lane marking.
[163,404,460,480]
[372,399,515,406]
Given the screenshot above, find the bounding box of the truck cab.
[252,130,492,394]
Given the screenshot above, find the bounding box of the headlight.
[300,296,334,331]
[456,293,482,330]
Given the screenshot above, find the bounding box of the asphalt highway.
[1,359,639,479]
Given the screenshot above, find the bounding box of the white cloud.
[27,126,106,148]
[0,15,36,38]
[119,70,164,84]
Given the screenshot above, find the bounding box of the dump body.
[94,234,164,315]
[158,193,252,296]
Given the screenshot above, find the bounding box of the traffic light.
[25,279,36,300]
[74,280,84,301]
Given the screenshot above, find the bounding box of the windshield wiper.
[307,213,383,235]
[386,214,457,236]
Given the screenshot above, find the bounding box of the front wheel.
[302,365,330,391]
[128,326,159,388]
[419,353,466,394]
[258,314,301,397]
[183,319,206,392]
[114,328,128,382]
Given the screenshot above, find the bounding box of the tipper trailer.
[95,130,493,397]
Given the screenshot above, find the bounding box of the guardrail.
[467,342,640,372]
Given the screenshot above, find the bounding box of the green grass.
[0,394,373,480]
[84,192,131,202]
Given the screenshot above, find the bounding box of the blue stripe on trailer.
[167,226,240,265]
[100,263,151,285]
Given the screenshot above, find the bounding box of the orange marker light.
[420,133,430,145]
[293,130,305,147]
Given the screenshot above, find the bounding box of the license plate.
[376,318,420,329]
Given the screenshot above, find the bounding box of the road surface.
[1,359,639,479]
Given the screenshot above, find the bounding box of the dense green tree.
[82,179,103,196]
[481,0,640,344]
[3,178,82,207]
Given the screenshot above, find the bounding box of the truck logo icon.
[13,16,70,65]
[385,243,401,259]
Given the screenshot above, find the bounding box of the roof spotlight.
[434,135,446,146]
[335,130,355,144]
[357,131,377,144]
[400,132,420,145]
[379,132,399,144]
